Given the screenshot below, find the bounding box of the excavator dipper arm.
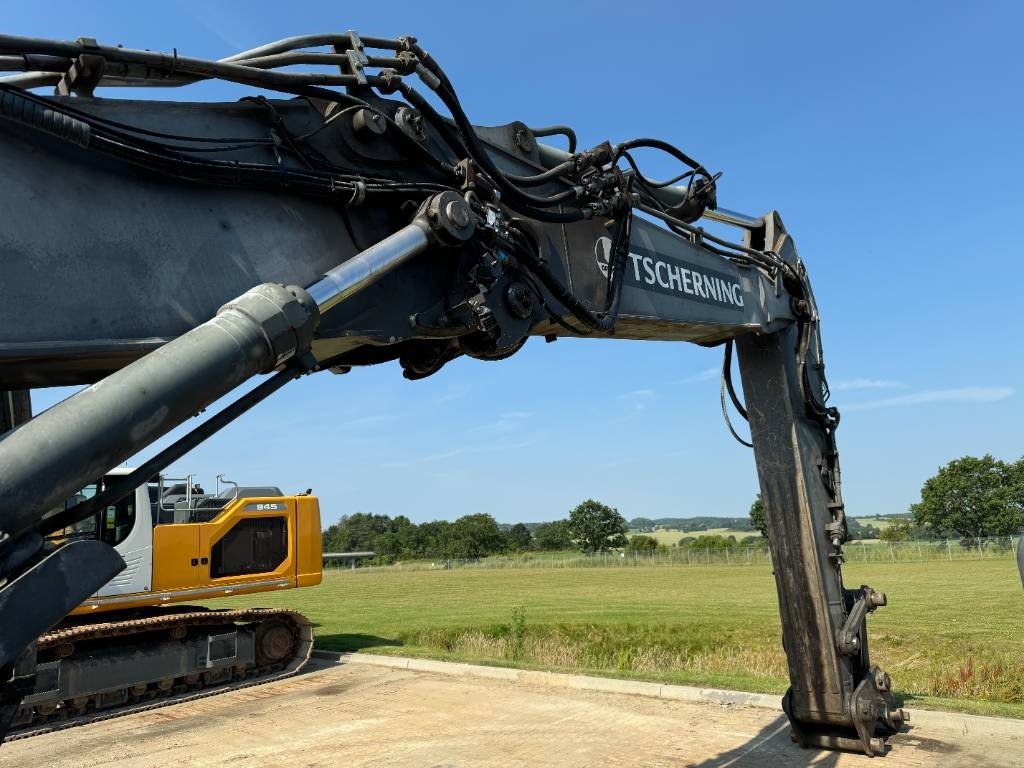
[0,31,905,754]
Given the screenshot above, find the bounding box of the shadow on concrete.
[311,632,402,653]
[689,716,932,766]
[686,715,843,767]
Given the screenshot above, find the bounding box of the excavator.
[0,29,910,756]
[2,468,322,738]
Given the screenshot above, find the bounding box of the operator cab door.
[95,479,153,597]
[46,475,155,598]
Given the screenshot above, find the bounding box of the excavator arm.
[0,31,906,754]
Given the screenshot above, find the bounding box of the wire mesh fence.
[322,536,1021,572]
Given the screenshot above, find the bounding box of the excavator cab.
[42,469,325,612]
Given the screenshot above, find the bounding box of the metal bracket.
[55,38,105,97]
[837,585,886,656]
[333,30,368,85]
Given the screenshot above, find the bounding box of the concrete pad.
[5,657,1022,767]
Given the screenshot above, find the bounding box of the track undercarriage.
[7,608,312,741]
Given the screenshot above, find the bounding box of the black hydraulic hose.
[0,86,452,199]
[0,85,91,146]
[219,33,405,64]
[397,80,586,216]
[617,137,709,176]
[722,340,749,420]
[619,149,696,189]
[720,372,753,448]
[505,158,578,187]
[530,124,578,153]
[0,34,369,91]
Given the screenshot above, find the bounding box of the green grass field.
[221,558,1024,718]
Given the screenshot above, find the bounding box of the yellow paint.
[151,523,202,591]
[295,496,324,588]
[199,497,297,588]
[71,495,323,616]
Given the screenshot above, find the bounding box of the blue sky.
[13,2,1023,526]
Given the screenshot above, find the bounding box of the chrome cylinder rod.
[307,191,474,313]
[306,218,431,313]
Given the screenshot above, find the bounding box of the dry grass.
[218,558,1024,717]
[639,528,755,545]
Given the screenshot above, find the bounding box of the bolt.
[513,124,535,154]
[857,698,877,719]
[874,670,891,692]
[869,737,886,756]
[445,200,470,228]
[352,108,386,138]
[869,590,888,608]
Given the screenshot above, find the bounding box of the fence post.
[889,542,895,563]
[977,537,984,559]
[706,547,711,565]
[725,547,730,565]
[862,543,867,562]
[947,539,952,561]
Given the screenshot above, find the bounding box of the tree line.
[324,454,1022,564]
[746,454,1023,543]
[322,499,631,563]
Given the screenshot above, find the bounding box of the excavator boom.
[0,31,906,754]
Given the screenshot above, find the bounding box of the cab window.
[99,491,135,546]
[44,479,136,547]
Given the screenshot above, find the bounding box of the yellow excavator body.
[71,494,322,616]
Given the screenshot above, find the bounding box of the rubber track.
[5,608,313,742]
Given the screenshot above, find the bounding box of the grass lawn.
[218,558,1024,718]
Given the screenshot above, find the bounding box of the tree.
[533,520,572,551]
[680,534,737,550]
[372,515,419,562]
[879,519,912,543]
[507,522,533,552]
[417,520,454,557]
[567,499,628,552]
[911,455,1024,539]
[629,517,656,532]
[446,513,507,558]
[322,512,392,552]
[847,517,880,540]
[626,534,658,552]
[749,494,768,538]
